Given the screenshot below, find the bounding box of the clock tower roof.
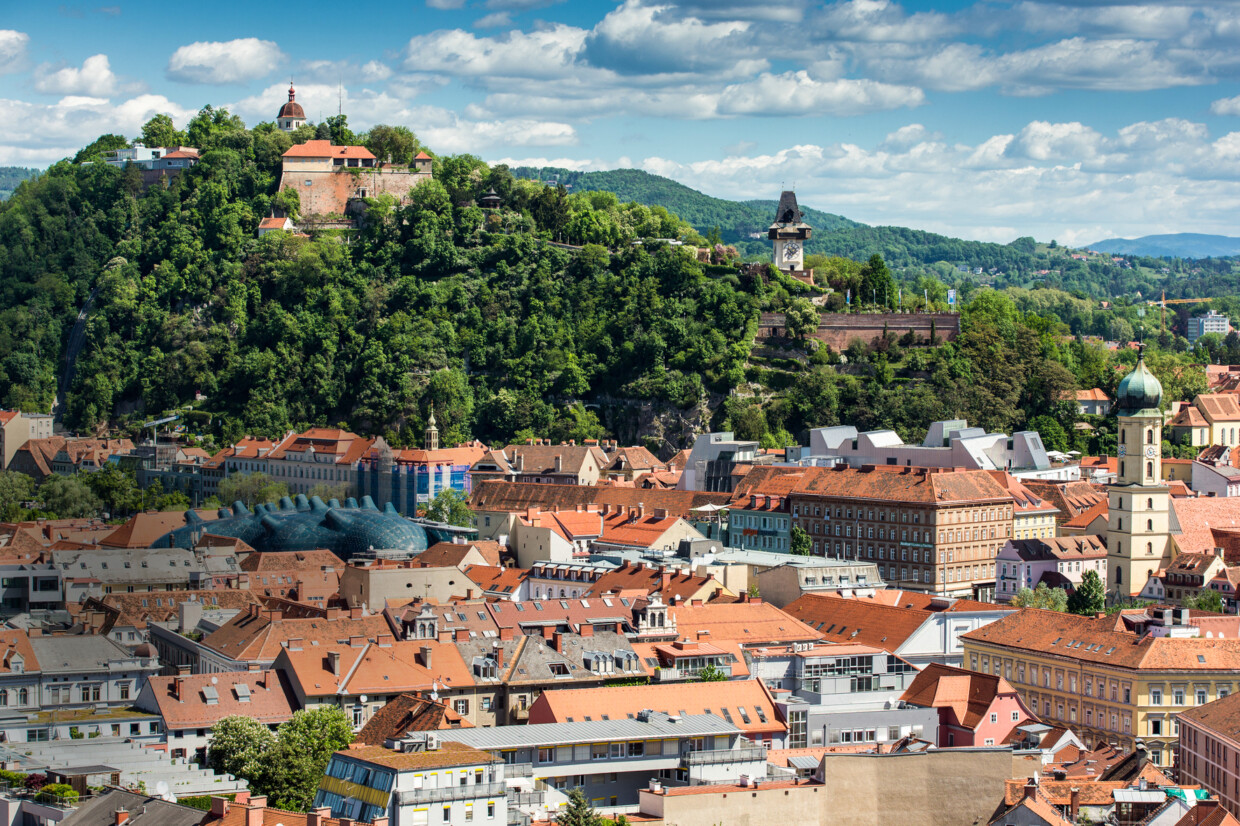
[1116,346,1163,417]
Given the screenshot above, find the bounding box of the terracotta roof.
[241,550,344,574]
[1001,779,1136,807]
[790,465,1011,504]
[267,428,373,464]
[335,741,495,770]
[353,693,472,746]
[1174,498,1240,555]
[276,640,469,698]
[993,791,1075,826]
[629,638,751,678]
[1005,536,1108,562]
[859,591,999,613]
[1172,407,1209,427]
[414,152,432,160]
[529,680,782,736]
[12,436,66,477]
[202,608,391,663]
[0,411,18,426]
[964,608,1240,671]
[656,779,811,797]
[87,590,262,630]
[900,663,1021,729]
[1179,690,1240,739]
[603,446,665,473]
[462,565,529,597]
[468,481,730,518]
[668,600,821,646]
[1198,394,1240,422]
[584,560,726,602]
[1022,480,1107,520]
[988,472,1059,516]
[415,542,502,569]
[282,140,375,159]
[99,510,219,548]
[1175,803,1240,826]
[1077,389,1111,402]
[0,630,38,672]
[258,217,289,229]
[141,670,295,729]
[1062,500,1108,531]
[781,593,930,652]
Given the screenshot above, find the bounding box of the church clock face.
[783,241,801,260]
[1145,445,1157,458]
[1117,444,1126,457]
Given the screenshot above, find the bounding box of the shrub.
[36,784,78,805]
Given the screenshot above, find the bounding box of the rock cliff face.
[595,393,719,459]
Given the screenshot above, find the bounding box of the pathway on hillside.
[52,286,99,427]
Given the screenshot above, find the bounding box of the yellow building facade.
[962,607,1240,768]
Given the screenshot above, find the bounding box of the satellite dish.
[155,781,174,802]
[359,695,368,704]
[211,677,218,685]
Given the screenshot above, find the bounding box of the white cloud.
[0,93,195,165]
[0,30,29,74]
[549,116,1240,244]
[166,38,284,84]
[583,0,759,74]
[404,25,585,78]
[474,12,513,29]
[427,0,465,8]
[718,71,923,117]
[816,0,959,43]
[1212,95,1240,116]
[34,54,120,97]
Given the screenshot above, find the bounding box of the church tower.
[277,84,307,132]
[1106,347,1173,600]
[424,411,439,451]
[768,191,812,274]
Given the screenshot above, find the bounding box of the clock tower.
[769,190,812,279]
[1106,346,1173,600]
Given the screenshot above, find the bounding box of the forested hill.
[1088,233,1240,259]
[0,168,39,200]
[511,165,1050,272]
[509,166,859,241]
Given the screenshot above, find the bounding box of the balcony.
[656,665,733,682]
[681,746,768,766]
[397,782,507,805]
[504,763,533,778]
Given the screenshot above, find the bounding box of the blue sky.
[2,0,1240,244]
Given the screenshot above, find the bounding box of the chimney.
[499,626,515,641]
[494,646,504,668]
[1069,788,1080,821]
[210,798,231,818]
[438,628,452,643]
[1023,778,1038,801]
[542,625,555,640]
[350,607,364,619]
[245,798,266,826]
[420,645,432,670]
[371,818,389,826]
[455,628,469,643]
[555,455,563,473]
[349,635,366,647]
[580,623,594,638]
[637,503,645,519]
[308,807,331,826]
[172,676,183,701]
[660,569,671,591]
[552,631,564,652]
[328,651,341,675]
[526,506,540,522]
[115,810,129,826]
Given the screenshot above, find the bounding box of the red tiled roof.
[584,560,727,602]
[790,465,1011,504]
[529,680,782,736]
[202,607,391,663]
[1005,536,1108,562]
[1174,498,1240,555]
[1062,500,1108,530]
[142,670,295,729]
[468,481,730,518]
[1198,394,1240,422]
[99,510,219,548]
[282,140,375,159]
[353,693,471,745]
[1077,389,1111,402]
[669,600,821,646]
[781,593,930,652]
[900,662,1020,729]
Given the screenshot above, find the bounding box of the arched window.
[17,688,27,705]
[0,690,8,706]
[1120,461,1126,477]
[1116,567,1123,584]
[1147,519,1153,531]
[1147,429,1153,444]
[1147,497,1153,509]
[1147,542,1154,555]
[1147,461,1154,477]
[1121,430,1126,445]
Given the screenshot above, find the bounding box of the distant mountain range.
[0,167,38,200]
[1088,233,1240,258]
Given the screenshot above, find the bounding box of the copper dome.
[279,84,305,120]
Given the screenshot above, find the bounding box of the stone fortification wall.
[759,312,960,349]
[279,167,432,217]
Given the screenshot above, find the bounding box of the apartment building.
[962,606,1240,766]
[1179,692,1240,818]
[788,465,1014,600]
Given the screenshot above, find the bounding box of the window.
[1150,718,1163,736]
[455,700,470,715]
[1197,689,1208,705]
[538,748,554,764]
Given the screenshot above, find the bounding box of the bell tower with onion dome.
[277,83,307,132]
[1107,345,1173,601]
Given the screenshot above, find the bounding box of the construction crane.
[1146,290,1215,331]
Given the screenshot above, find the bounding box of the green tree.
[82,464,141,516]
[38,475,102,518]
[72,134,128,163]
[308,483,352,502]
[207,716,276,778]
[696,662,728,682]
[364,125,420,165]
[1010,582,1068,612]
[1185,590,1225,613]
[1067,570,1106,615]
[556,789,603,826]
[260,707,354,811]
[1029,415,1070,453]
[790,526,812,556]
[140,114,188,149]
[217,473,288,508]
[784,297,819,342]
[425,488,473,527]
[0,471,35,521]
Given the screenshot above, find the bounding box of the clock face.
[1117,444,1126,457]
[1145,445,1157,458]
[783,241,801,260]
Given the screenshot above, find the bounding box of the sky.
[2,0,1240,245]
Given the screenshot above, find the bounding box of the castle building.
[768,190,813,283]
[1106,347,1173,599]
[277,84,307,132]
